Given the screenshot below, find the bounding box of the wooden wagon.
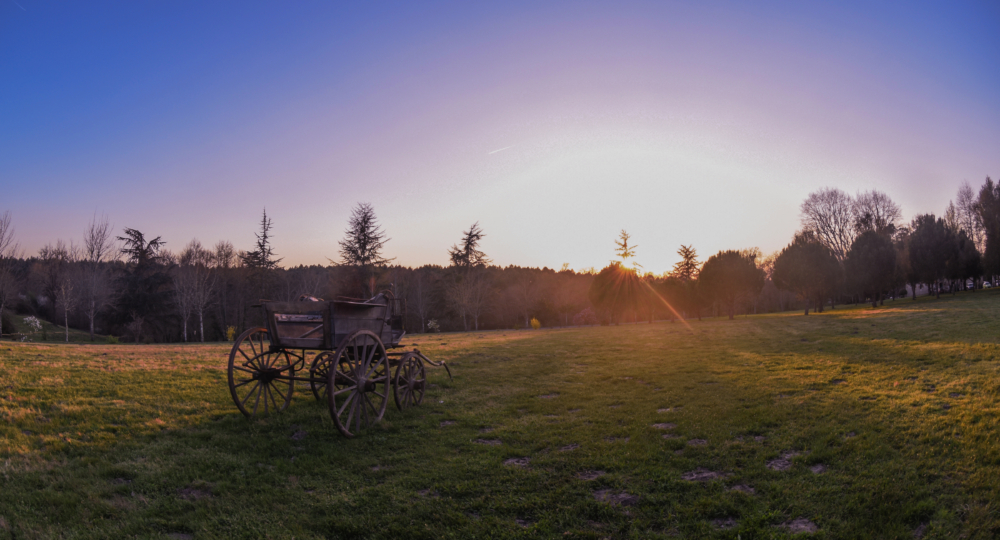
[225,292,449,437]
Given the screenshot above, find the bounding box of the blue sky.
[2,1,998,271]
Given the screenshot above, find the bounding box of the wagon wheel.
[327,330,390,437]
[393,352,425,410]
[227,327,295,418]
[309,351,336,402]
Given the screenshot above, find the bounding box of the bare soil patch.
[711,517,738,529]
[810,464,827,474]
[780,517,818,533]
[474,439,502,446]
[681,468,723,482]
[652,423,676,430]
[592,489,639,506]
[439,420,456,427]
[662,433,679,439]
[538,393,558,399]
[503,457,530,467]
[559,443,580,452]
[290,430,307,441]
[687,439,707,446]
[604,436,629,443]
[729,484,755,495]
[178,486,212,501]
[576,470,605,481]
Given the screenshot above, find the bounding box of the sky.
[2,1,998,272]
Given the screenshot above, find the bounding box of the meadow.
[2,291,1000,539]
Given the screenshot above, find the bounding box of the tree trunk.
[64,310,69,342]
[199,310,205,342]
[89,300,95,341]
[182,318,188,342]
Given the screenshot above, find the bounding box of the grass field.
[2,292,1000,539]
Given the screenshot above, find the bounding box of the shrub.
[530,317,541,330]
[105,335,120,344]
[226,326,237,341]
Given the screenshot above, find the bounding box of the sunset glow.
[2,2,998,271]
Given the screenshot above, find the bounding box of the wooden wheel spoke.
[251,384,263,416]
[241,382,261,407]
[233,378,255,389]
[338,391,357,418]
[233,365,256,375]
[271,382,288,404]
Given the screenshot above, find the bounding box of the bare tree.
[82,214,115,340]
[511,270,538,328]
[175,239,215,342]
[956,182,985,253]
[409,266,437,333]
[800,188,856,262]
[46,241,81,342]
[0,211,20,338]
[853,190,902,235]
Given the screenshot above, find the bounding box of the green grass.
[6,315,102,343]
[2,292,1000,538]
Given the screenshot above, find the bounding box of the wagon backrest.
[263,300,330,350]
[330,298,388,346]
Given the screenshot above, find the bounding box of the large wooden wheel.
[393,352,426,410]
[327,330,390,437]
[227,327,295,418]
[309,351,336,402]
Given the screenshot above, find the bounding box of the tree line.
[0,177,995,341]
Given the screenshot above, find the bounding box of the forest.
[0,177,996,343]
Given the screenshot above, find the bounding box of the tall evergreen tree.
[698,250,765,319]
[113,228,171,342]
[773,231,841,315]
[338,203,392,298]
[845,230,896,307]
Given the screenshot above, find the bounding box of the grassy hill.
[1,291,999,538]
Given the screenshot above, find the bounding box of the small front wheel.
[309,351,335,402]
[393,352,425,410]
